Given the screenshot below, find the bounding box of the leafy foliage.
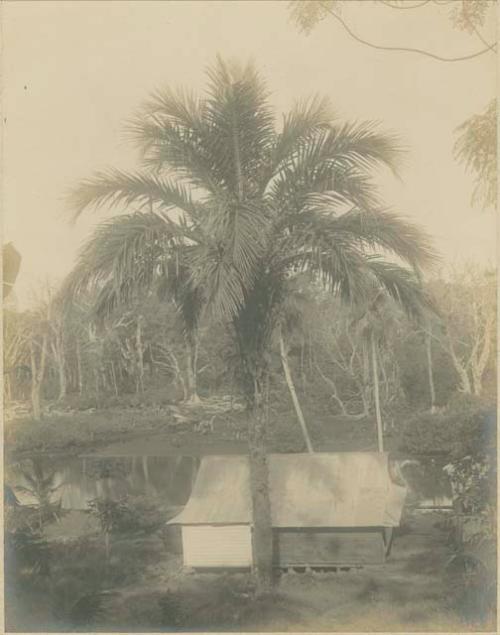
[87,495,164,535]
[454,99,497,209]
[450,0,494,33]
[288,1,339,34]
[4,522,52,581]
[399,402,495,458]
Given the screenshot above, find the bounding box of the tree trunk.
[76,339,83,395]
[448,344,472,394]
[104,531,110,562]
[279,332,313,453]
[371,332,384,453]
[31,382,42,421]
[30,334,47,421]
[425,330,437,413]
[247,383,274,593]
[53,336,67,402]
[5,374,12,403]
[58,356,67,402]
[471,314,494,396]
[185,332,200,403]
[142,455,150,487]
[361,340,371,415]
[175,356,188,401]
[135,316,144,395]
[300,340,306,392]
[110,362,119,397]
[94,369,100,409]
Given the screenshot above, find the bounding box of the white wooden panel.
[182,525,252,568]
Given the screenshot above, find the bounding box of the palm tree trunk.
[371,332,384,453]
[247,379,274,593]
[425,330,437,413]
[279,332,313,453]
[185,332,200,403]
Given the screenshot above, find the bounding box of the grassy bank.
[5,408,171,458]
[6,509,492,632]
[5,395,393,460]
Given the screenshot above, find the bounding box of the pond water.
[6,455,200,512]
[5,452,453,514]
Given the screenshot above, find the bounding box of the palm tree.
[65,57,436,590]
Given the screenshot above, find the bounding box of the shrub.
[87,495,164,536]
[158,590,185,628]
[399,405,496,458]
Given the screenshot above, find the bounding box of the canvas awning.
[169,452,407,528]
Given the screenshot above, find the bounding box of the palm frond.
[281,225,369,303]
[308,203,438,271]
[129,111,224,197]
[138,86,205,135]
[203,56,276,199]
[270,95,333,173]
[268,122,401,216]
[61,212,190,318]
[323,121,404,175]
[68,169,199,220]
[363,258,435,322]
[188,243,248,321]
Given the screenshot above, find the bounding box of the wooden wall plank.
[182,525,252,568]
[275,529,385,565]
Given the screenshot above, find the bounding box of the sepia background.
[2,1,497,632]
[2,0,496,307]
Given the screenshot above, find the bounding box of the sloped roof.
[169,452,407,528]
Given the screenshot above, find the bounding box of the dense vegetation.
[5,266,495,435]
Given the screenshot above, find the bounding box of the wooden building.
[168,452,407,569]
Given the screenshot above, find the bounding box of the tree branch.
[380,1,431,9]
[470,23,497,52]
[324,4,494,62]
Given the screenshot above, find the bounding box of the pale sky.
[2,0,497,308]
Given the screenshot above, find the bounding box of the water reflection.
[6,453,454,514]
[6,456,200,512]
